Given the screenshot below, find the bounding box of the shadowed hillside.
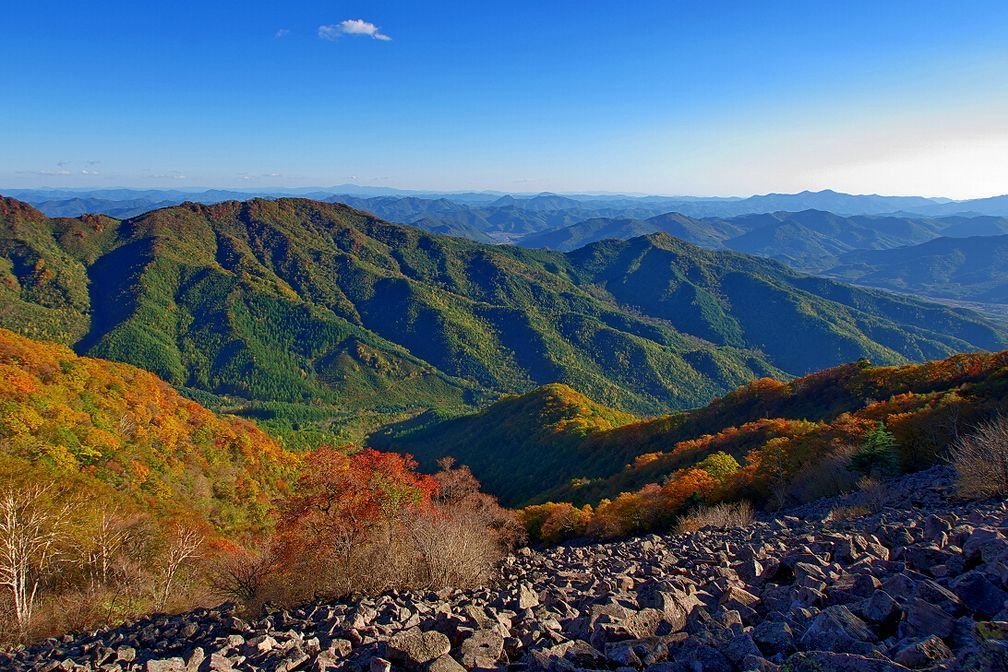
[378,350,1008,507]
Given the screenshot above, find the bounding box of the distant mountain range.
[12,188,1008,239]
[516,209,1008,310]
[529,208,1008,258]
[17,190,1008,310]
[2,195,1003,432]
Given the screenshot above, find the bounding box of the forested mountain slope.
[0,327,295,534]
[378,349,1008,507]
[2,196,1004,422]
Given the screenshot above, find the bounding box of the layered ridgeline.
[0,327,295,535]
[22,188,1008,238]
[375,349,1008,509]
[519,208,1008,273]
[827,233,1008,304]
[1,196,1004,428]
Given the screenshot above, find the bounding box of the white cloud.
[275,28,290,39]
[235,172,283,181]
[80,169,99,175]
[318,19,391,42]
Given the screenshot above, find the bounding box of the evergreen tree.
[850,422,900,478]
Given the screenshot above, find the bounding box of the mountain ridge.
[2,195,1004,433]
[377,348,1008,506]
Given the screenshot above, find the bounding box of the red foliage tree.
[278,447,437,545]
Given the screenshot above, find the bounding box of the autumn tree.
[275,447,437,596]
[539,502,593,544]
[156,522,204,611]
[696,451,741,484]
[660,468,718,511]
[0,484,71,629]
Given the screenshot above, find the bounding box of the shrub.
[675,501,754,535]
[785,450,860,504]
[950,415,1008,499]
[206,541,279,611]
[857,476,888,513]
[267,451,519,603]
[410,459,523,589]
[519,502,592,544]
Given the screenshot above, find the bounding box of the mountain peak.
[0,195,46,222]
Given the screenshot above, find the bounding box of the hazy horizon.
[3,184,1006,202]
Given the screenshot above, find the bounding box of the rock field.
[7,467,1008,671]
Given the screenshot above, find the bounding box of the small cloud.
[151,172,187,180]
[236,173,282,181]
[319,19,391,42]
[86,160,101,166]
[80,169,99,176]
[274,28,290,39]
[56,160,69,168]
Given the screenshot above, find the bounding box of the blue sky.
[2,1,1007,197]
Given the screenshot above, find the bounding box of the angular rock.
[863,590,901,626]
[425,654,466,672]
[116,646,137,663]
[517,583,540,610]
[903,597,955,639]
[799,605,877,655]
[721,633,762,665]
[783,651,911,671]
[893,635,953,668]
[953,571,1008,619]
[387,629,452,670]
[459,630,504,668]
[209,653,234,671]
[146,659,186,672]
[752,619,795,656]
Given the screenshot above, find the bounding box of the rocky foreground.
[8,467,1008,672]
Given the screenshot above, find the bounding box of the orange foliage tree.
[274,447,437,596]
